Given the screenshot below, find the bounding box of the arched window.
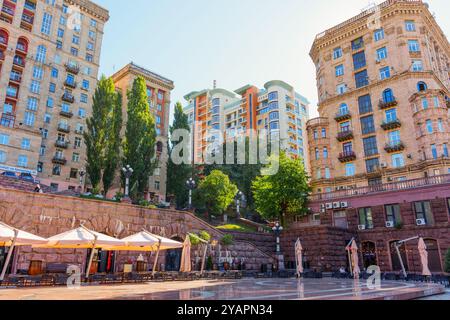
[323,147,328,159]
[382,89,394,103]
[424,239,442,273]
[0,29,9,45]
[16,37,28,53]
[362,241,377,269]
[339,103,348,114]
[315,148,320,160]
[417,81,427,92]
[35,45,47,63]
[389,240,408,272]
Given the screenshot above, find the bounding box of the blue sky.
[95,0,449,118]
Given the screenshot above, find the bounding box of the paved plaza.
[0,278,445,301]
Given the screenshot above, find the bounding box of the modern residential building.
[111,62,174,202]
[183,81,310,172]
[282,0,450,274]
[308,0,449,195]
[0,0,109,191]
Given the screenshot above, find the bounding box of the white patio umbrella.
[418,238,432,277]
[0,222,48,280]
[350,240,361,279]
[35,226,126,279]
[179,236,192,273]
[295,238,304,277]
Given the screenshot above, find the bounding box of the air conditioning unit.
[340,201,348,208]
[333,202,341,209]
[416,219,426,226]
[358,225,366,231]
[320,208,326,214]
[386,221,395,228]
[381,162,388,168]
[320,204,326,210]
[326,203,333,210]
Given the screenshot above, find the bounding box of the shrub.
[445,249,450,273]
[206,256,213,271]
[189,233,201,246]
[220,234,234,246]
[198,230,211,242]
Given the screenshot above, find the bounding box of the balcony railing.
[13,57,25,67]
[379,99,398,109]
[55,140,69,149]
[338,151,357,163]
[57,124,70,133]
[64,80,77,89]
[9,73,21,82]
[334,111,352,122]
[381,119,402,130]
[21,14,34,24]
[385,141,405,153]
[60,110,74,118]
[52,156,67,165]
[0,37,7,45]
[24,1,36,11]
[62,93,75,103]
[65,63,80,74]
[336,130,354,142]
[2,6,15,16]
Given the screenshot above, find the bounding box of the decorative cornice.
[111,62,175,91]
[64,0,109,22]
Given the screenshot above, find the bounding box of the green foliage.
[84,76,121,191]
[216,224,256,233]
[220,234,234,246]
[189,233,201,246]
[252,152,310,227]
[445,249,450,273]
[123,76,157,200]
[206,256,213,271]
[195,170,238,216]
[198,230,211,242]
[167,102,192,208]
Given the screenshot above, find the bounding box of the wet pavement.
[0,278,445,300]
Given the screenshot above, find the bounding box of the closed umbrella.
[351,240,361,279]
[295,238,304,277]
[35,226,126,279]
[0,222,48,281]
[418,238,432,277]
[179,237,192,273]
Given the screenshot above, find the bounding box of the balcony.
[24,1,36,11]
[64,80,77,89]
[381,119,402,130]
[378,99,398,110]
[21,14,33,24]
[60,110,74,118]
[13,56,25,68]
[9,73,21,83]
[62,93,75,103]
[0,36,7,46]
[336,130,354,142]
[310,174,450,202]
[65,63,80,74]
[334,111,352,122]
[57,124,70,133]
[52,156,67,165]
[384,141,405,153]
[1,6,14,17]
[338,151,357,163]
[55,140,69,149]
[0,113,14,128]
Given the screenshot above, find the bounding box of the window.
[335,65,344,77]
[315,148,320,160]
[352,37,364,51]
[87,42,94,51]
[414,201,434,225]
[339,103,349,115]
[389,130,401,145]
[379,66,391,80]
[345,163,355,177]
[385,204,402,225]
[39,145,46,156]
[0,150,5,163]
[57,28,64,38]
[85,54,93,62]
[268,91,278,101]
[44,113,52,124]
[360,115,375,135]
[70,168,78,179]
[316,169,321,180]
[443,144,449,158]
[41,129,48,139]
[82,80,90,90]
[27,97,38,111]
[72,153,80,162]
[374,29,384,42]
[18,155,28,167]
[376,47,387,61]
[355,70,369,88]
[358,95,372,114]
[52,165,61,176]
[408,40,420,52]
[21,138,31,150]
[366,158,380,173]
[74,138,82,148]
[80,94,88,103]
[358,208,374,229]
[437,119,444,132]
[30,80,40,94]
[90,19,97,27]
[431,144,438,159]
[89,30,96,39]
[24,112,35,126]
[343,142,353,154]
[78,108,86,118]
[333,211,348,229]
[337,83,347,95]
[405,20,416,32]
[392,153,405,168]
[154,181,160,191]
[70,47,78,56]
[353,51,366,70]
[321,129,326,138]
[49,83,56,93]
[323,147,328,159]
[363,136,378,157]
[325,168,331,179]
[382,88,394,103]
[426,119,433,133]
[33,66,43,79]
[333,47,342,59]
[51,68,58,78]
[385,108,397,122]
[313,130,318,140]
[0,134,10,145]
[72,35,80,45]
[340,121,351,132]
[412,60,423,71]
[422,97,429,109]
[41,13,53,35]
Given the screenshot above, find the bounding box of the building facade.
[111,62,174,202]
[0,0,109,191]
[308,0,449,195]
[183,81,310,172]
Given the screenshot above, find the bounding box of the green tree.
[84,76,121,192]
[445,249,450,273]
[102,91,123,195]
[195,170,238,217]
[123,76,157,200]
[252,152,310,227]
[167,102,192,208]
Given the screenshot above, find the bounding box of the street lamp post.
[235,191,244,220]
[79,168,85,193]
[122,165,133,199]
[272,222,285,271]
[186,178,196,210]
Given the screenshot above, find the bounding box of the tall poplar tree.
[167,102,191,208]
[123,76,157,199]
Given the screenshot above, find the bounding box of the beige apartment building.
[111,62,174,202]
[0,0,109,191]
[307,0,449,195]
